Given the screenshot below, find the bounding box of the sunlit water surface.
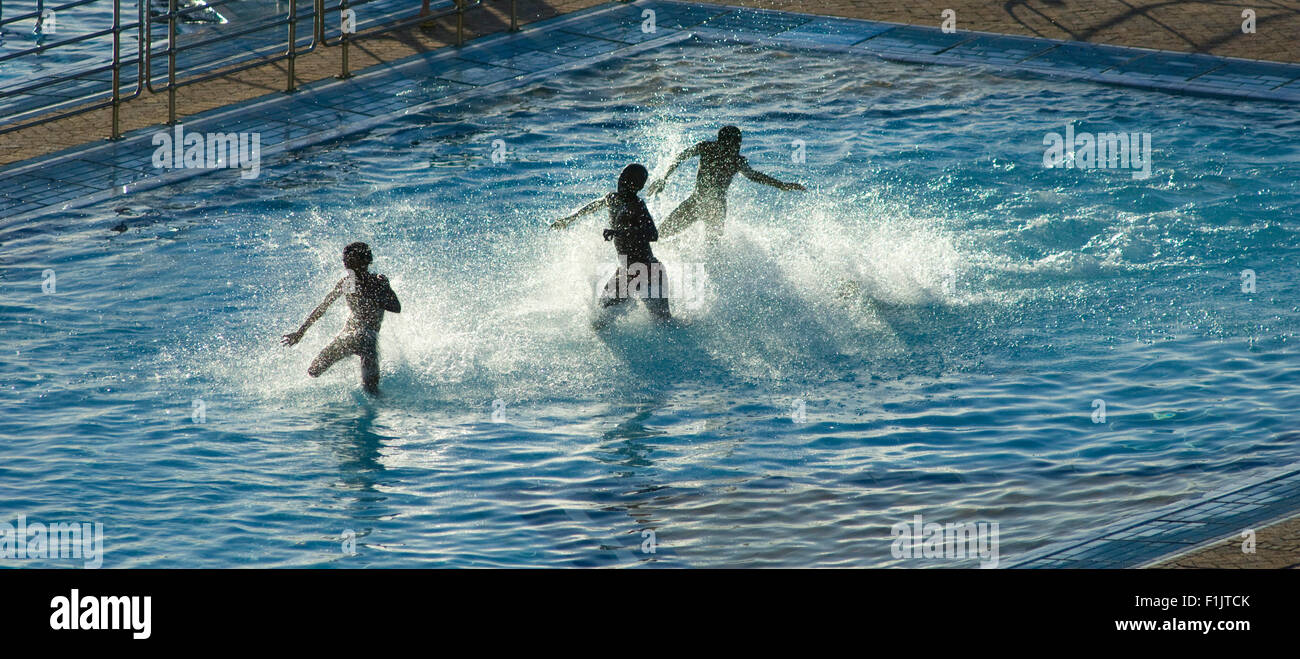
[3,39,1299,567]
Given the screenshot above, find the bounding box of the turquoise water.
[3,39,1299,567]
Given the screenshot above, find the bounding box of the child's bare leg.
[703,206,726,247]
[592,295,632,331]
[644,262,673,324]
[644,296,673,325]
[657,193,703,238]
[308,336,352,377]
[359,349,380,395]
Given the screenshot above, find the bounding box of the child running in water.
[551,163,673,329]
[647,125,806,244]
[282,242,401,395]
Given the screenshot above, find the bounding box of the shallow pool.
[3,37,1299,567]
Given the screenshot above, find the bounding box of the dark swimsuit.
[597,191,671,323]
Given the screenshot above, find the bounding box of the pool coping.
[1009,463,1300,569]
[682,0,1300,103]
[4,1,1298,569]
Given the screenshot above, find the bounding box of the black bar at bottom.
[0,568,1292,647]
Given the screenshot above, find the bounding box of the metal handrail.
[144,0,320,97]
[0,0,522,140]
[325,0,481,79]
[0,10,140,64]
[0,48,143,99]
[0,0,146,139]
[0,0,105,29]
[322,0,518,79]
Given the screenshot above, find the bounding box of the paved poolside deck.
[1011,465,1300,569]
[4,0,1299,569]
[1152,511,1300,569]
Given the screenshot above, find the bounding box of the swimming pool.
[3,35,1299,567]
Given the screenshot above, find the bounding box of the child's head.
[618,163,648,194]
[343,242,373,272]
[718,125,741,151]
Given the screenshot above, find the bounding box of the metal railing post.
[167,0,177,124]
[33,0,46,43]
[111,0,121,139]
[456,0,464,46]
[339,0,352,79]
[314,0,325,45]
[286,0,298,92]
[511,0,518,32]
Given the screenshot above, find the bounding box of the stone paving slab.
[430,57,533,85]
[1191,59,1300,92]
[640,1,727,30]
[695,6,814,36]
[761,16,893,48]
[459,47,578,72]
[940,34,1059,66]
[1016,42,1147,77]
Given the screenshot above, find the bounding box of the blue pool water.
[3,37,1299,567]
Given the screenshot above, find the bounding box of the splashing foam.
[192,140,968,407]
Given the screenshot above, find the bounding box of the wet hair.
[718,125,742,145]
[343,242,373,271]
[618,163,648,194]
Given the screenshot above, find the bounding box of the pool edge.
[1009,462,1300,569]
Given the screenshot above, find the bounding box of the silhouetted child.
[648,125,806,244]
[282,242,401,395]
[551,163,672,329]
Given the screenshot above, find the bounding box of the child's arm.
[282,279,345,346]
[550,196,609,230]
[740,158,806,191]
[646,143,703,196]
[378,275,401,313]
